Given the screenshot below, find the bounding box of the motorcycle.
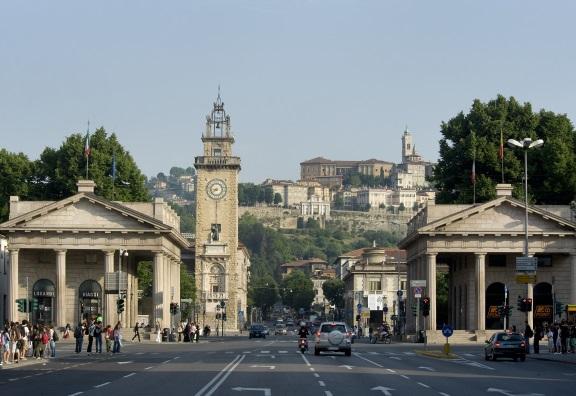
[299,337,308,353]
[370,330,392,344]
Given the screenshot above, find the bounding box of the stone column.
[55,249,67,328]
[571,254,576,305]
[475,253,486,331]
[8,249,19,321]
[527,282,534,329]
[426,253,437,331]
[103,251,115,326]
[162,255,171,328]
[153,252,163,328]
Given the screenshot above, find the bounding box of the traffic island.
[415,349,459,359]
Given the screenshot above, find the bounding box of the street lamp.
[118,249,129,322]
[506,138,544,257]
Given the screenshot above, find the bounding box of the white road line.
[94,382,111,388]
[174,356,180,360]
[68,393,84,396]
[260,351,270,353]
[368,352,379,355]
[353,353,383,368]
[419,366,435,371]
[279,351,288,354]
[439,393,451,396]
[243,351,251,354]
[325,391,333,396]
[123,373,136,378]
[145,366,153,370]
[318,381,326,387]
[301,353,312,367]
[310,367,315,371]
[8,378,19,382]
[205,355,245,396]
[463,353,475,357]
[225,351,233,354]
[162,360,171,364]
[401,375,410,380]
[389,356,402,360]
[404,352,416,355]
[417,383,430,389]
[314,373,320,378]
[386,369,396,373]
[194,355,245,396]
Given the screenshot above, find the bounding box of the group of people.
[532,320,576,354]
[1,320,58,366]
[73,320,123,354]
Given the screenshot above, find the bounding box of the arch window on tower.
[209,264,225,293]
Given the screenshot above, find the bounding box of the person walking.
[533,324,542,354]
[560,320,569,354]
[155,321,162,343]
[39,327,50,359]
[86,320,95,354]
[105,325,113,353]
[49,325,58,358]
[94,321,103,353]
[524,321,533,354]
[74,322,84,354]
[112,322,122,353]
[131,323,141,342]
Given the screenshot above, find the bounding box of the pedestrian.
[40,327,50,358]
[105,325,113,353]
[86,320,95,354]
[533,324,542,354]
[560,320,569,354]
[94,321,103,353]
[1,325,11,366]
[177,323,183,342]
[63,323,71,339]
[49,325,58,358]
[11,323,21,363]
[523,321,533,354]
[112,321,122,353]
[155,321,162,343]
[552,323,560,353]
[20,320,30,359]
[131,323,141,342]
[74,322,84,353]
[32,325,41,358]
[368,327,373,343]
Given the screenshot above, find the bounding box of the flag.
[111,151,117,180]
[471,159,476,185]
[84,130,91,158]
[498,129,504,160]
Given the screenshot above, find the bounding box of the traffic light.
[356,314,361,321]
[29,298,39,312]
[517,296,525,312]
[169,303,179,315]
[421,297,431,317]
[555,301,565,316]
[220,300,226,309]
[222,313,227,321]
[16,298,27,313]
[525,298,532,312]
[116,298,125,314]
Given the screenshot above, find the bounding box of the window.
[488,255,506,267]
[213,148,222,156]
[368,280,381,291]
[537,256,553,267]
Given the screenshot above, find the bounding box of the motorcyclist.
[298,324,309,339]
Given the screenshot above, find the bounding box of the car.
[262,326,270,336]
[275,324,287,335]
[314,321,352,356]
[249,324,267,339]
[484,332,526,361]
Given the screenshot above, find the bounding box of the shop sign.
[516,274,537,284]
[81,291,100,298]
[33,290,55,297]
[487,305,500,319]
[534,305,552,319]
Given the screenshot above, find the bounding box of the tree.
[264,187,274,205]
[180,265,196,301]
[398,203,405,212]
[273,192,283,205]
[434,95,576,204]
[333,195,344,210]
[280,270,315,311]
[35,128,150,202]
[322,278,345,309]
[0,149,36,221]
[137,261,153,298]
[249,274,278,320]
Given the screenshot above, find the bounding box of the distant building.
[280,258,336,309]
[300,157,394,189]
[391,128,435,189]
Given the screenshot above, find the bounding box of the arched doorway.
[533,282,553,327]
[32,279,56,324]
[79,280,102,322]
[485,282,505,329]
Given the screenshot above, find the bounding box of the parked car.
[314,322,352,356]
[249,324,267,339]
[484,332,526,361]
[275,324,287,335]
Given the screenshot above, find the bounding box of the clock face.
[206,178,227,200]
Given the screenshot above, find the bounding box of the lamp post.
[507,137,544,329]
[118,249,128,323]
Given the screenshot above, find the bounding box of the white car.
[314,322,352,356]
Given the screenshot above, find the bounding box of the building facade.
[399,184,576,343]
[194,94,249,333]
[0,180,188,330]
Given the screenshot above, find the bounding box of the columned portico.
[426,253,436,330]
[8,248,19,322]
[55,249,67,328]
[571,254,576,305]
[475,253,486,331]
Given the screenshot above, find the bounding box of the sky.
[1,1,575,183]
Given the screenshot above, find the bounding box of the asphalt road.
[1,335,575,396]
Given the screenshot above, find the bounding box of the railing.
[203,291,228,300]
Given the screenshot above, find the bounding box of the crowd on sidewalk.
[1,320,58,366]
[532,320,576,354]
[72,319,123,354]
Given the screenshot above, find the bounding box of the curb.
[527,355,576,365]
[415,350,459,360]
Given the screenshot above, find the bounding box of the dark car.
[249,324,266,339]
[484,332,526,361]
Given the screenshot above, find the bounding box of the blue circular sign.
[442,324,453,338]
[357,303,362,310]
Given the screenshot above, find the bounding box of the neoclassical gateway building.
[400,184,576,343]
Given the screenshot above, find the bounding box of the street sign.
[397,290,403,297]
[414,294,422,299]
[361,311,370,318]
[516,274,537,284]
[515,257,537,272]
[414,287,423,295]
[442,324,454,338]
[410,280,427,287]
[357,303,362,310]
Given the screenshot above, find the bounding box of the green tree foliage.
[180,265,196,301]
[434,95,576,204]
[273,193,283,205]
[343,172,389,188]
[280,270,315,311]
[322,278,345,309]
[249,274,278,319]
[35,128,149,202]
[171,204,196,233]
[0,149,36,221]
[137,261,153,298]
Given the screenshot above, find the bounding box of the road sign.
[414,287,423,295]
[357,303,362,311]
[414,294,422,299]
[442,324,454,338]
[397,290,403,297]
[515,256,537,272]
[410,280,427,287]
[516,274,537,284]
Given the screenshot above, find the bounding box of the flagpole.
[500,127,505,183]
[85,121,90,179]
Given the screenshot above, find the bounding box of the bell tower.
[194,91,244,332]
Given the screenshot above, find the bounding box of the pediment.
[0,194,168,232]
[422,198,576,235]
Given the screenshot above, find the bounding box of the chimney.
[77,180,96,193]
[495,183,513,198]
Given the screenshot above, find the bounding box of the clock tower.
[194,92,247,332]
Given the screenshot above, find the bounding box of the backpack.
[41,332,49,344]
[74,326,83,338]
[53,330,59,342]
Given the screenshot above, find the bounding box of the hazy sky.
[1,1,574,183]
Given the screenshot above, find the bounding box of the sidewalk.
[527,350,576,365]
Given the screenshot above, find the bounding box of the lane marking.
[301,353,312,367]
[94,382,110,388]
[404,352,416,355]
[318,381,326,387]
[279,351,288,354]
[314,373,320,378]
[386,369,396,373]
[205,355,245,396]
[401,375,410,380]
[260,351,270,353]
[8,378,19,382]
[368,352,379,355]
[68,393,84,396]
[353,353,383,368]
[418,383,430,389]
[162,360,171,364]
[243,351,251,354]
[439,393,451,396]
[325,392,333,396]
[124,373,136,378]
[145,366,153,370]
[174,357,180,360]
[389,356,402,361]
[310,367,315,372]
[419,366,435,371]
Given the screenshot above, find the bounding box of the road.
[1,335,575,396]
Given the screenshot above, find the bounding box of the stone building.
[194,93,250,333]
[399,184,576,343]
[300,157,394,189]
[0,180,189,329]
[391,128,435,189]
[336,247,407,329]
